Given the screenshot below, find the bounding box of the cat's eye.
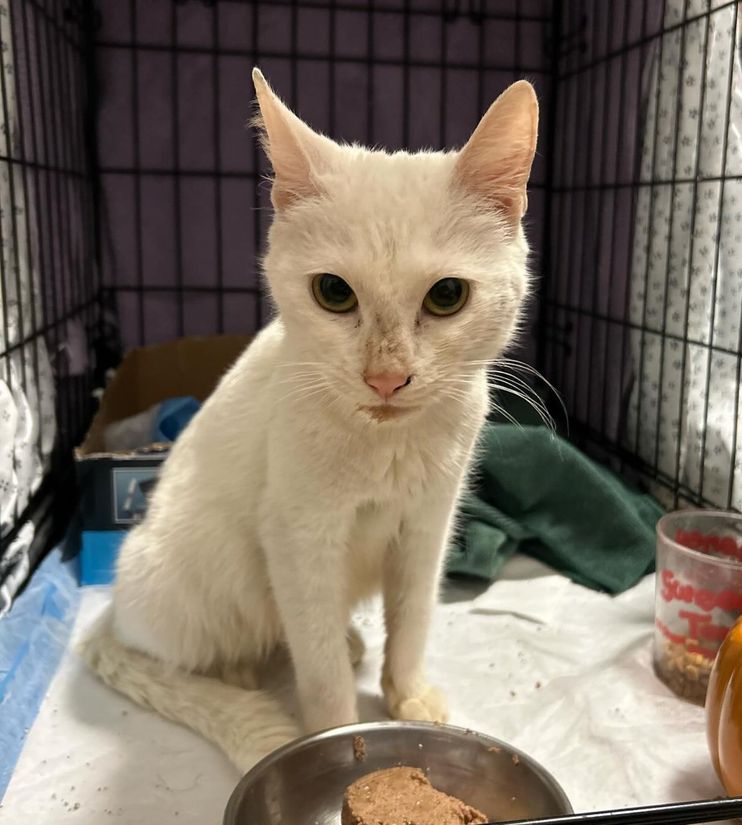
[312,273,358,313]
[423,278,469,317]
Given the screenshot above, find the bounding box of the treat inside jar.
[342,766,488,825]
[654,636,714,705]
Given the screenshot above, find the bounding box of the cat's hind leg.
[212,661,260,690]
[81,611,299,773]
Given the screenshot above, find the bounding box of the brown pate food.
[341,766,488,825]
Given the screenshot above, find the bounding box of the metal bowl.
[224,721,572,824]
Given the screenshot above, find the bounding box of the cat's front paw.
[384,682,449,724]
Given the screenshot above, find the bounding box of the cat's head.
[253,69,538,424]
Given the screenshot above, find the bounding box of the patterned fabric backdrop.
[628,0,742,509]
[0,0,56,616]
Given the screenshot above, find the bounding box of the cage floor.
[1,557,722,825]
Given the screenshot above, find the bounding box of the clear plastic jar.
[654,510,742,705]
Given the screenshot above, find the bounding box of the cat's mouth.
[358,403,417,422]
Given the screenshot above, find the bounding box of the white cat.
[82,69,538,773]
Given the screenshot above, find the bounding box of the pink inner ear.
[271,178,320,210]
[454,82,538,223]
[253,72,337,210]
[255,108,320,208]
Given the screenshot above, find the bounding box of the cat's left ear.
[252,68,339,210]
[454,80,538,227]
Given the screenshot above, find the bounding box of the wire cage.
[543,0,742,514]
[0,0,740,606]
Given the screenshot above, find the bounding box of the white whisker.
[487,373,556,431]
[275,361,324,369]
[457,358,569,433]
[272,371,326,388]
[274,381,330,406]
[489,401,525,430]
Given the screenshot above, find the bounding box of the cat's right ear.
[454,80,538,228]
[252,68,338,210]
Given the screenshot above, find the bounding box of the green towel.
[447,424,663,594]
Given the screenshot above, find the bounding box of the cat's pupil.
[431,278,462,307]
[321,274,352,304]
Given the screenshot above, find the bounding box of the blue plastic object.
[151,396,200,443]
[0,547,80,798]
[78,530,125,586]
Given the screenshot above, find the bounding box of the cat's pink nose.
[364,372,411,401]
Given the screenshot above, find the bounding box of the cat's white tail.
[79,618,300,773]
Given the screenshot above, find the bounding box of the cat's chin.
[358,403,419,423]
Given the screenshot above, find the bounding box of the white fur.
[81,70,538,773]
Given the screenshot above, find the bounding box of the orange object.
[706,617,742,794]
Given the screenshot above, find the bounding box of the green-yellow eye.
[423,278,469,316]
[312,273,358,313]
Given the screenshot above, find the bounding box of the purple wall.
[93,0,553,352]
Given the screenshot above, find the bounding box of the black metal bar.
[438,0,447,149]
[536,0,561,380]
[251,0,262,330]
[0,3,28,403]
[328,0,336,135]
[596,0,631,441]
[489,796,742,825]
[171,2,184,338]
[402,0,410,147]
[0,295,99,361]
[566,419,734,511]
[290,0,298,110]
[212,0,224,335]
[568,3,608,421]
[27,0,81,52]
[475,0,484,117]
[94,39,547,76]
[41,0,73,447]
[558,0,738,81]
[613,0,652,480]
[561,0,590,407]
[632,0,669,466]
[55,0,82,334]
[541,297,742,360]
[550,173,742,192]
[0,153,85,176]
[130,0,145,345]
[514,0,521,85]
[21,0,62,396]
[65,0,91,444]
[107,284,262,295]
[671,0,715,507]
[366,0,375,146]
[651,0,692,477]
[80,0,105,390]
[0,35,16,525]
[697,0,739,501]
[51,0,85,445]
[7,0,44,463]
[545,1,572,392]
[583,0,615,435]
[64,0,95,446]
[104,0,552,25]
[727,296,742,509]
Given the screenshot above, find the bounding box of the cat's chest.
[357,437,445,500]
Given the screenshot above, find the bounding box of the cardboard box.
[75,334,250,585]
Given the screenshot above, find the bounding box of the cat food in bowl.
[223,721,571,825]
[654,510,742,705]
[342,766,487,825]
